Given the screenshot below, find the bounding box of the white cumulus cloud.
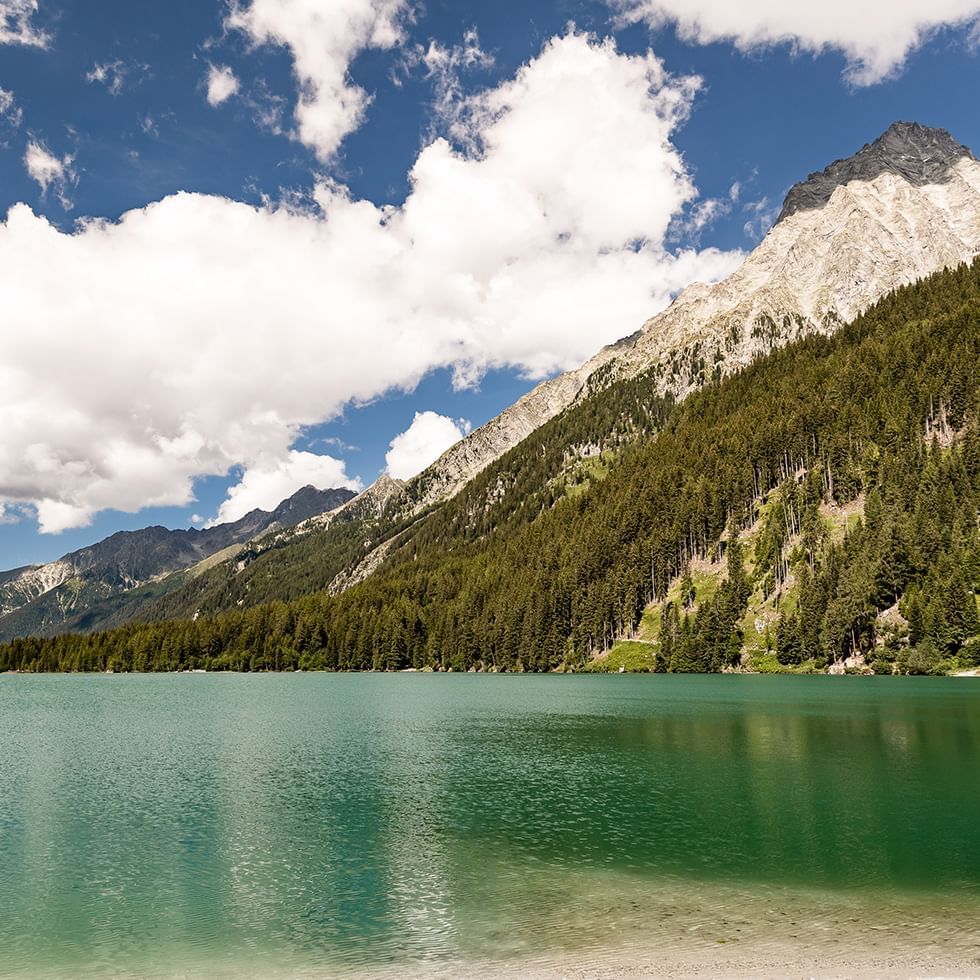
[0,0,47,47]
[206,64,240,106]
[23,140,75,208]
[226,0,410,160]
[212,451,360,525]
[386,412,472,480]
[0,32,741,534]
[609,0,980,84]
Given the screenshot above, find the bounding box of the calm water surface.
[1,674,978,977]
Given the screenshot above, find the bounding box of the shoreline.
[4,667,980,677]
[7,667,980,680]
[13,932,977,980]
[413,950,980,979]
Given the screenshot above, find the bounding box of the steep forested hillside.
[3,260,979,674]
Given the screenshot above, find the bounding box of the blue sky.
[2,0,980,569]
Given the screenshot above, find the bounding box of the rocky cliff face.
[402,344,627,513]
[390,122,980,517]
[776,121,971,222]
[611,152,980,397]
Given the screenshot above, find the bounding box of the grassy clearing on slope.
[820,496,865,544]
[584,640,656,673]
[599,556,729,669]
[739,495,866,668]
[603,488,871,673]
[558,451,615,501]
[634,559,726,643]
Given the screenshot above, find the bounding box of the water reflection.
[0,674,978,977]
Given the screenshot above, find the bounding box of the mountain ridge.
[371,122,980,527]
[0,484,356,639]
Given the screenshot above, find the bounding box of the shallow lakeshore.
[7,869,980,978]
[1,673,978,978]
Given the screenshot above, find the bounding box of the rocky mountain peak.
[344,473,405,520]
[776,121,973,224]
[263,485,356,527]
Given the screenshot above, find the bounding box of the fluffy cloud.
[23,140,75,208]
[0,0,46,47]
[386,412,472,480]
[227,0,410,160]
[609,0,980,84]
[206,64,240,106]
[0,33,740,534]
[212,451,359,525]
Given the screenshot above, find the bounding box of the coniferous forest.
[3,260,979,674]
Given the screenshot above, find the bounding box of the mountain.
[5,257,977,673]
[401,122,980,514]
[233,121,980,591]
[120,473,410,627]
[53,120,980,635]
[2,122,978,670]
[0,485,355,641]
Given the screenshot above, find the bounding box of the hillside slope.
[4,259,977,673]
[383,122,980,515]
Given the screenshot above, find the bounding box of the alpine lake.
[1,673,978,977]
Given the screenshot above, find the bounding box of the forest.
[2,259,979,674]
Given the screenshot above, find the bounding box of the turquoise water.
[1,674,978,976]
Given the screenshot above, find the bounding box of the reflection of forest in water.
[430,678,980,894]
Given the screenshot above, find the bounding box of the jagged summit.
[777,122,973,223]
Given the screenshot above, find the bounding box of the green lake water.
[1,674,979,977]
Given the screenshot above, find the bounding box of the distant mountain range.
[0,485,355,641]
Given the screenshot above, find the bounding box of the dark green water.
[1,674,978,977]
